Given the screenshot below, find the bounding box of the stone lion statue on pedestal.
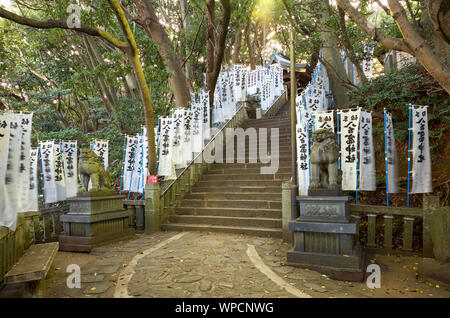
[78,149,114,194]
[309,129,340,190]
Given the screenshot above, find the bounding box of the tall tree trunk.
[132,0,191,108]
[320,0,351,108]
[205,0,232,110]
[244,21,255,70]
[109,0,157,175]
[232,26,242,64]
[179,0,193,82]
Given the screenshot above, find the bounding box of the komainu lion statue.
[309,129,340,190]
[78,149,114,193]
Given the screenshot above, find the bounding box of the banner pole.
[38,143,46,208]
[156,118,161,175]
[383,109,389,206]
[356,118,359,205]
[119,135,127,195]
[59,141,67,206]
[407,104,412,208]
[337,111,341,170]
[127,136,137,200]
[136,127,144,200]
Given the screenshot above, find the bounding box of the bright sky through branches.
[0,0,11,8]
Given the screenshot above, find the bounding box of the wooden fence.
[0,205,68,285]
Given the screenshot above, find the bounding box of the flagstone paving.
[41,231,450,298]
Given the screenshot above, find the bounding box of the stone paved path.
[42,231,450,298]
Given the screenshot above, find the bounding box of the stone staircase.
[161,101,292,237]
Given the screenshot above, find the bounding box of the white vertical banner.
[93,139,108,170]
[359,111,376,191]
[191,103,204,153]
[172,109,185,167]
[411,106,432,193]
[340,109,360,191]
[61,141,78,198]
[362,44,374,80]
[53,143,66,202]
[131,133,143,192]
[201,91,211,139]
[296,116,310,196]
[123,135,137,191]
[17,113,33,212]
[308,83,325,112]
[213,86,224,124]
[158,117,175,178]
[40,141,57,204]
[182,110,193,164]
[385,112,399,193]
[27,148,39,212]
[0,112,11,226]
[314,111,334,132]
[141,127,149,193]
[2,113,22,230]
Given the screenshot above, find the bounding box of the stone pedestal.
[59,195,135,252]
[286,195,365,282]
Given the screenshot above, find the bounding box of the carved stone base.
[296,195,351,223]
[59,195,135,252]
[287,195,365,282]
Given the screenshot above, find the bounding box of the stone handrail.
[262,88,288,119]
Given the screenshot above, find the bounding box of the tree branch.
[335,0,413,55]
[0,6,129,50]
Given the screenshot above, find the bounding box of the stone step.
[211,154,294,162]
[197,180,284,187]
[184,192,281,201]
[167,215,281,228]
[227,144,292,151]
[211,162,292,169]
[161,223,282,238]
[175,207,282,218]
[224,148,293,155]
[202,173,291,181]
[244,118,291,125]
[191,186,282,194]
[180,199,282,209]
[208,167,291,174]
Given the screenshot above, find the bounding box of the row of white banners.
[295,105,432,195]
[121,64,286,193]
[212,64,285,124]
[0,110,108,229]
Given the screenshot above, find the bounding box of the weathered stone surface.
[304,282,327,293]
[176,275,203,283]
[217,282,234,289]
[81,274,105,283]
[199,280,212,292]
[431,207,450,263]
[83,282,110,294]
[272,266,294,274]
[97,264,121,274]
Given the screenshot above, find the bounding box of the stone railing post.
[144,183,161,234]
[422,195,440,257]
[282,181,297,243]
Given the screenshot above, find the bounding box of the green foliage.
[348,64,449,149]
